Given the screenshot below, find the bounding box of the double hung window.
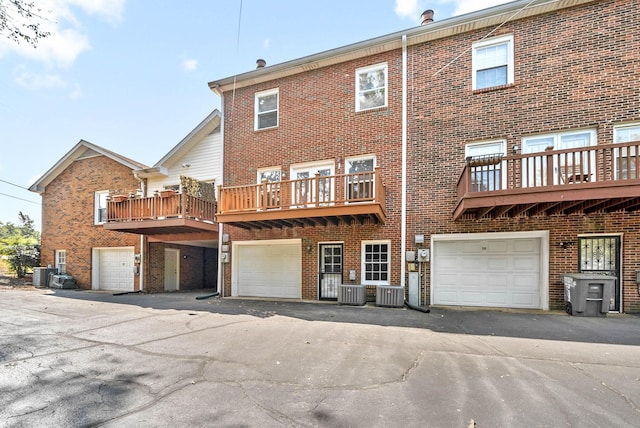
[255,88,278,130]
[55,250,66,274]
[257,167,282,208]
[346,155,375,201]
[465,141,505,191]
[613,123,640,180]
[95,190,109,224]
[472,35,514,90]
[356,63,387,111]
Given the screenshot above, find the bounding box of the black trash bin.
[561,273,615,317]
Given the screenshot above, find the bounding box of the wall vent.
[376,285,405,307]
[338,284,366,306]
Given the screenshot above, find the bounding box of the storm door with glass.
[578,236,621,312]
[319,244,343,300]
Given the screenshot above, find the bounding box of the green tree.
[0,0,50,47]
[0,212,40,278]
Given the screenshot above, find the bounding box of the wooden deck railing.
[218,168,385,214]
[457,141,640,197]
[107,193,216,223]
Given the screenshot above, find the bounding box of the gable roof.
[29,139,148,193]
[134,109,221,178]
[208,0,595,94]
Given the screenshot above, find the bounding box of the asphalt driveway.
[1,288,639,427]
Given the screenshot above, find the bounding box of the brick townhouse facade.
[210,0,640,312]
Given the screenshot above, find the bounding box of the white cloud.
[14,71,67,90]
[0,0,126,67]
[263,38,270,49]
[394,0,423,19]
[182,58,198,72]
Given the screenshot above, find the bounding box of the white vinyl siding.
[147,131,222,195]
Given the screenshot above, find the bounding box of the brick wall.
[145,242,217,293]
[40,155,141,289]
[407,0,640,312]
[221,51,404,300]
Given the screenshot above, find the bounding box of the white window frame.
[355,63,388,112]
[522,129,597,186]
[345,154,376,202]
[472,34,514,90]
[55,249,66,274]
[613,123,640,180]
[290,160,335,207]
[94,190,109,225]
[361,240,391,285]
[256,167,282,209]
[254,88,279,131]
[464,140,506,191]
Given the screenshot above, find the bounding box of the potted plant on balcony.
[159,189,176,197]
[111,194,128,203]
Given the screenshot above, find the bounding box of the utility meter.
[417,248,430,262]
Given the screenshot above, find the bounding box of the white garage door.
[433,237,542,309]
[98,248,134,291]
[234,239,301,298]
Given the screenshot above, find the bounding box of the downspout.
[217,92,225,297]
[139,235,144,292]
[133,171,146,292]
[401,33,408,289]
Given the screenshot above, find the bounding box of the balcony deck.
[217,169,386,229]
[454,142,640,220]
[104,193,217,235]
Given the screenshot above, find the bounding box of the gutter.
[401,33,408,289]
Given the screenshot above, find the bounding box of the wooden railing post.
[546,153,554,186]
[314,173,320,206]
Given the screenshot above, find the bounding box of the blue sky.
[0,0,511,230]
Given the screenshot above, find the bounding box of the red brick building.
[209,0,640,312]
[30,141,145,291]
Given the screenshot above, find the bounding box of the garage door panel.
[486,292,507,305]
[98,248,134,291]
[236,241,301,299]
[434,237,542,309]
[486,240,508,252]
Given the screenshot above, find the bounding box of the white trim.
[472,34,514,90]
[465,139,507,190]
[361,240,391,286]
[254,88,279,131]
[94,190,109,225]
[431,231,549,310]
[355,62,388,112]
[257,166,282,183]
[231,239,302,298]
[613,122,640,143]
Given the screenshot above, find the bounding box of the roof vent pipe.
[256,59,266,68]
[420,9,434,25]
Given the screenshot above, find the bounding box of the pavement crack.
[568,362,640,415]
[402,350,424,382]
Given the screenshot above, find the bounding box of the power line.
[0,192,40,205]
[0,178,30,191]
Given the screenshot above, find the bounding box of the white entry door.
[164,249,179,291]
[291,162,334,207]
[432,235,543,309]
